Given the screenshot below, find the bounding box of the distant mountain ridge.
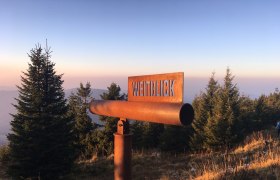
[65,88,108,100]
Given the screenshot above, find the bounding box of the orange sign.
[128,72,183,103]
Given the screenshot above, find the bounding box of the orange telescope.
[89,100,194,126]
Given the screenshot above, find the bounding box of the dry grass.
[2,129,278,179]
[69,128,280,180]
[234,130,273,154]
[193,130,280,180]
[66,156,114,180]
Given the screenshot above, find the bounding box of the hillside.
[1,128,279,179]
[64,128,280,179]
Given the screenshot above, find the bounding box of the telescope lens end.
[180,103,194,126]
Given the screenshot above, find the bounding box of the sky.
[0,0,280,93]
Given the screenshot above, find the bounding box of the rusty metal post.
[114,118,132,180]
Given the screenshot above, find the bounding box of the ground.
[67,128,280,179]
[1,128,280,179]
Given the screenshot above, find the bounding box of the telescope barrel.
[89,100,194,126]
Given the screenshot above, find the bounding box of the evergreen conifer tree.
[68,82,96,159]
[130,121,145,149]
[191,73,219,150]
[97,83,125,155]
[142,122,164,149]
[7,44,75,179]
[190,95,205,150]
[252,95,267,129]
[238,95,255,133]
[159,125,190,152]
[205,68,241,150]
[266,88,280,124]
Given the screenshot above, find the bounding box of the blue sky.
[0,0,280,90]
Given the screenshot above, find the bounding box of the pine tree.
[191,73,219,150]
[238,95,255,133]
[68,82,96,159]
[252,95,267,129]
[130,121,145,149]
[266,88,280,124]
[7,44,75,179]
[142,122,164,149]
[205,68,241,150]
[97,83,125,155]
[190,95,207,150]
[159,125,190,152]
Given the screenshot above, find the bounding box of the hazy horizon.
[1,75,280,101]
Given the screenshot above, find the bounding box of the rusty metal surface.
[128,72,184,103]
[89,100,194,126]
[117,118,130,135]
[114,119,132,180]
